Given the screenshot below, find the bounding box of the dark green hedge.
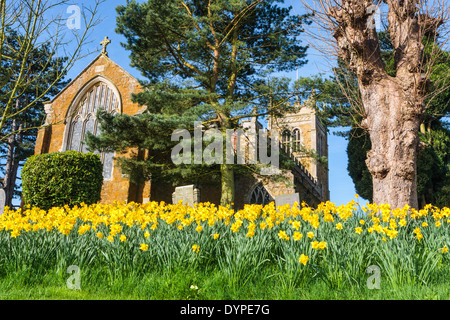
[22,151,103,210]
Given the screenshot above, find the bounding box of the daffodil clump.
[0,199,448,289]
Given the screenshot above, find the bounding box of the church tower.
[267,93,330,202]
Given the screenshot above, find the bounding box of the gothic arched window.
[292,128,301,152]
[249,184,273,206]
[65,80,120,179]
[281,129,292,155]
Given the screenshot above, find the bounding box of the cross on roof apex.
[100,36,111,56]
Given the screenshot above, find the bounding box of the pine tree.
[86,0,311,206]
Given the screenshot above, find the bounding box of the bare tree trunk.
[313,0,446,209]
[4,97,26,208]
[3,119,21,208]
[361,79,422,209]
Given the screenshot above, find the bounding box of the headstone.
[275,193,300,209]
[172,185,200,207]
[0,188,5,215]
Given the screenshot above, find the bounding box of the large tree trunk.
[361,79,422,209]
[327,0,442,209]
[220,163,235,207]
[3,119,22,208]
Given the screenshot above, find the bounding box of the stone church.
[34,38,329,209]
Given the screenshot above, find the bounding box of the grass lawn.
[0,266,448,300]
[0,201,448,301]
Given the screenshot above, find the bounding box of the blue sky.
[58,0,365,207]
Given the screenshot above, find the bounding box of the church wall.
[33,54,329,208]
[34,54,149,205]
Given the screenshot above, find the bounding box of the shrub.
[22,151,103,210]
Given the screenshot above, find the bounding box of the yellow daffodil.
[292,220,301,230]
[417,233,423,241]
[293,231,303,241]
[278,230,289,241]
[10,229,20,238]
[78,224,90,235]
[318,241,327,250]
[299,254,309,266]
[312,241,327,250]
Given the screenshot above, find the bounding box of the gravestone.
[172,185,200,207]
[275,193,300,209]
[0,188,5,215]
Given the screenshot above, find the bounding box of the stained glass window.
[69,118,83,151]
[81,116,95,153]
[66,80,119,179]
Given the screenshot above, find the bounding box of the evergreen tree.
[0,29,69,207]
[86,0,311,206]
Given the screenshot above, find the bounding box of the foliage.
[87,0,312,205]
[21,151,103,210]
[0,29,70,205]
[346,128,373,202]
[0,0,103,141]
[417,126,450,207]
[0,200,448,297]
[294,32,450,206]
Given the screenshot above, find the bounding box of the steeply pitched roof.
[47,53,140,104]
